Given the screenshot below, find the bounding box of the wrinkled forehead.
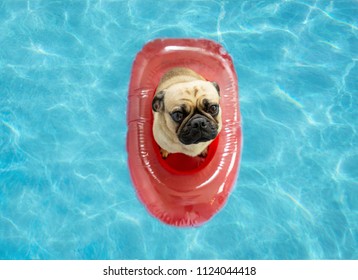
[164,80,219,110]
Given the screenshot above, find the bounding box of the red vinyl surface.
[127,38,242,227]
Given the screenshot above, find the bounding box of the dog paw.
[160,148,169,159]
[199,147,208,158]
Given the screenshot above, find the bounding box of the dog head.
[152,80,221,147]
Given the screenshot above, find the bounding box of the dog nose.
[192,118,208,129]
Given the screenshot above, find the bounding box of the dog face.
[152,77,221,157]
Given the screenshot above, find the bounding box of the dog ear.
[211,82,220,96]
[152,91,165,112]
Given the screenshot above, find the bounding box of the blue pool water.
[0,0,357,260]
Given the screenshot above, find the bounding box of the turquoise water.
[0,0,357,259]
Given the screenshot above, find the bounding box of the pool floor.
[0,0,357,259]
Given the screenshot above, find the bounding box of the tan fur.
[153,67,222,158]
[155,67,205,94]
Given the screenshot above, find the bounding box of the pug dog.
[152,67,222,158]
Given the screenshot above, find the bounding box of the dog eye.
[208,104,219,115]
[171,111,184,123]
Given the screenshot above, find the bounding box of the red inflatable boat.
[127,39,242,227]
